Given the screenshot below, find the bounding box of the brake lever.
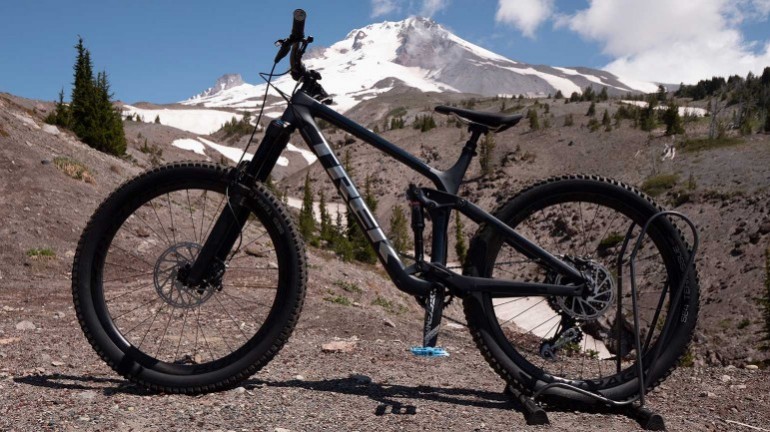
[274,38,292,64]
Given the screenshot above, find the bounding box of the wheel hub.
[153,242,216,308]
[551,258,616,321]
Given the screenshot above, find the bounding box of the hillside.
[2,85,770,431]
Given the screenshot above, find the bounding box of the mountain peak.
[183,18,657,112]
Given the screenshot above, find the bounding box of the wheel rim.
[482,195,679,386]
[96,185,282,369]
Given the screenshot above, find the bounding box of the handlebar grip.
[291,9,306,39]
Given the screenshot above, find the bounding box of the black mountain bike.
[72,10,699,403]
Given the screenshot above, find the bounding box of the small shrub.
[680,137,743,153]
[26,248,55,258]
[737,318,751,329]
[372,296,408,314]
[563,114,574,127]
[324,294,352,306]
[53,156,95,184]
[334,280,362,294]
[679,349,695,367]
[640,173,679,197]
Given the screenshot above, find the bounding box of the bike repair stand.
[502,211,698,431]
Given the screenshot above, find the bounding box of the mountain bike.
[72,10,699,403]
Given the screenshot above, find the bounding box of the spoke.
[213,294,250,342]
[126,210,170,248]
[174,308,190,361]
[110,244,156,269]
[112,296,160,321]
[156,302,177,359]
[166,193,177,245]
[149,201,173,246]
[198,191,209,244]
[186,189,198,243]
[195,306,216,362]
[499,298,547,327]
[137,303,166,349]
[103,271,156,284]
[577,202,589,258]
[202,196,227,245]
[493,297,528,308]
[524,313,560,335]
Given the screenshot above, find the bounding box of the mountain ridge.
[182,17,658,113]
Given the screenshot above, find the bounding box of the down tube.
[291,107,431,296]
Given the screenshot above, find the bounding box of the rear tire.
[72,162,306,394]
[463,175,699,403]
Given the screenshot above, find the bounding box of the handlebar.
[291,9,306,40]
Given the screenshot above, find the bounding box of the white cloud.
[420,0,449,17]
[558,0,770,84]
[371,0,400,18]
[496,0,554,38]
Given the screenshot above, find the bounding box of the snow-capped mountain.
[182,17,658,113]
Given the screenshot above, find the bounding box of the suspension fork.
[184,119,294,286]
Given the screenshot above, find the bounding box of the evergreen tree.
[564,113,574,127]
[527,108,540,131]
[332,210,354,261]
[764,110,770,133]
[554,90,564,99]
[298,172,316,241]
[353,175,378,263]
[45,89,72,128]
[586,101,596,117]
[598,87,609,102]
[154,115,161,124]
[388,204,410,255]
[640,100,658,132]
[582,86,595,102]
[662,102,685,135]
[602,109,612,131]
[65,37,126,156]
[657,84,667,102]
[569,92,581,103]
[318,189,334,243]
[479,133,496,176]
[454,211,467,263]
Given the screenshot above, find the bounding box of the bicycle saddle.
[434,105,523,133]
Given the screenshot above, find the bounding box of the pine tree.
[527,108,540,131]
[91,71,127,155]
[564,113,574,127]
[454,211,467,263]
[598,87,609,102]
[388,204,410,255]
[586,101,596,117]
[479,133,496,176]
[154,115,161,124]
[45,89,72,127]
[318,189,333,243]
[554,90,564,99]
[299,172,316,241]
[662,102,685,135]
[352,175,378,263]
[602,109,612,131]
[764,110,770,133]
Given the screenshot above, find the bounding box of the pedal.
[410,346,449,357]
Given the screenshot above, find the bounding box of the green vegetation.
[219,111,254,141]
[680,137,744,153]
[412,114,437,132]
[334,280,362,294]
[46,37,126,156]
[454,211,467,264]
[563,114,574,127]
[586,101,596,117]
[388,204,410,255]
[640,173,679,197]
[53,156,95,184]
[479,133,496,176]
[324,294,352,306]
[26,248,55,258]
[388,106,407,117]
[388,116,405,130]
[601,109,612,131]
[554,90,564,99]
[299,172,316,242]
[737,318,751,329]
[679,349,695,367]
[372,296,408,314]
[526,108,539,131]
[139,138,163,166]
[662,103,684,135]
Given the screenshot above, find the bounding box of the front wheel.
[463,175,699,403]
[72,162,306,394]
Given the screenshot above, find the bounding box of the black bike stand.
[502,211,698,432]
[504,385,549,425]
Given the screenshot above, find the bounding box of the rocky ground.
[2,91,770,431]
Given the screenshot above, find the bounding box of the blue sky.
[1,0,769,104]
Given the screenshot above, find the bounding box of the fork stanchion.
[503,211,698,432]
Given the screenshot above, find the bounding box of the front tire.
[72,162,306,394]
[463,175,699,403]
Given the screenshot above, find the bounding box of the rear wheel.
[72,162,306,393]
[463,175,699,403]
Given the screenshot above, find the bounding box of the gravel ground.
[1,277,769,432]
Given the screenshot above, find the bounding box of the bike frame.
[189,88,588,300]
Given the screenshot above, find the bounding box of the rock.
[745,364,759,370]
[759,221,770,235]
[382,318,396,328]
[15,320,35,331]
[321,340,356,353]
[720,374,732,383]
[51,361,64,367]
[41,159,51,165]
[42,124,59,135]
[293,375,304,381]
[233,386,246,394]
[53,311,65,319]
[350,373,372,384]
[735,384,747,390]
[274,428,292,432]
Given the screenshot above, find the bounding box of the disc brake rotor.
[153,242,215,308]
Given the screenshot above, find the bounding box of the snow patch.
[286,143,317,164]
[171,138,207,155]
[122,105,241,135]
[196,137,288,166]
[619,100,707,117]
